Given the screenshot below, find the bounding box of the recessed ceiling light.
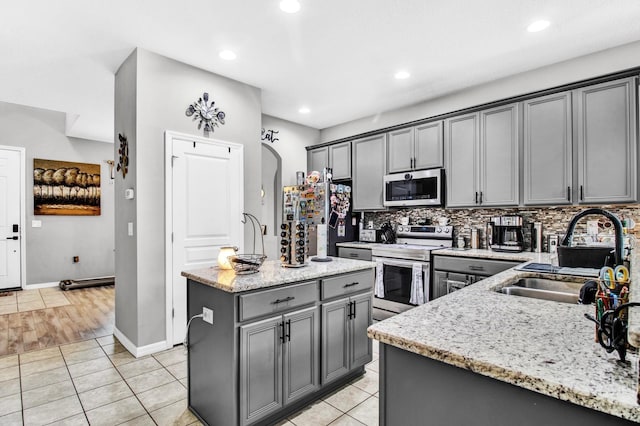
[527,20,550,33]
[394,71,410,80]
[219,50,237,60]
[299,107,310,114]
[280,0,300,13]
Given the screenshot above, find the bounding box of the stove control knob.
[444,227,450,233]
[436,227,442,233]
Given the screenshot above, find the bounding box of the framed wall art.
[33,159,101,216]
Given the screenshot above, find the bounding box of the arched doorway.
[261,144,282,260]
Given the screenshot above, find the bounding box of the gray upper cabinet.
[387,128,414,173]
[329,141,351,180]
[574,77,637,204]
[445,113,479,207]
[387,122,443,173]
[445,104,519,207]
[480,103,519,206]
[353,134,387,210]
[523,92,573,205]
[414,121,444,170]
[307,147,328,174]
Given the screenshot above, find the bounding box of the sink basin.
[499,277,584,304]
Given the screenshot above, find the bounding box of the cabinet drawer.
[338,247,372,261]
[321,269,374,300]
[239,281,318,322]
[432,256,519,277]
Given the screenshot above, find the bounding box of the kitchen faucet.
[561,208,624,267]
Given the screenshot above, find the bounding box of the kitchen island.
[369,251,640,425]
[182,258,375,426]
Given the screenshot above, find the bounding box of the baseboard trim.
[25,281,59,289]
[113,327,168,358]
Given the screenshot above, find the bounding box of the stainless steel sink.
[499,277,584,304]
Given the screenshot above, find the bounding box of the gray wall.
[114,50,139,344]
[320,40,640,143]
[262,115,319,186]
[114,48,262,348]
[0,102,115,286]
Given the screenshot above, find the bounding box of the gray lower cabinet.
[337,247,372,261]
[187,268,374,426]
[321,292,373,384]
[431,255,519,300]
[307,146,328,174]
[523,91,573,205]
[353,134,387,210]
[575,77,637,204]
[240,306,319,425]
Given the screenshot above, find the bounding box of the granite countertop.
[368,251,640,422]
[182,257,375,293]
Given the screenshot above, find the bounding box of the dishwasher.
[431,255,520,300]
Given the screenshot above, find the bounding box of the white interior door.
[171,135,243,345]
[0,148,22,290]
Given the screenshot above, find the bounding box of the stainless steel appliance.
[360,228,382,243]
[383,168,444,207]
[283,179,356,257]
[372,225,453,320]
[487,215,524,252]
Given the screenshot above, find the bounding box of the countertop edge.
[368,327,640,422]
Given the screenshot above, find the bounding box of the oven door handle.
[373,258,427,269]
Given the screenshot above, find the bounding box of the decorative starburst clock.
[185,92,226,136]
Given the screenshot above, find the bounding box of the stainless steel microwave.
[383,168,443,207]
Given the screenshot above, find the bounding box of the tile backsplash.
[363,205,640,251]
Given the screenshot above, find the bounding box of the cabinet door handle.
[279,321,286,343]
[479,192,483,204]
[272,296,295,304]
[469,265,484,271]
[567,186,571,202]
[580,185,584,201]
[6,236,18,240]
[475,192,478,204]
[352,301,357,319]
[343,282,359,288]
[347,301,354,319]
[286,319,291,342]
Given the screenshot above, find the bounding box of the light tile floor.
[0,336,380,425]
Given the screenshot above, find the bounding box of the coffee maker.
[487,216,524,252]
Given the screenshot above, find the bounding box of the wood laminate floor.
[0,286,114,357]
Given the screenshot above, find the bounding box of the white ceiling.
[2,0,640,143]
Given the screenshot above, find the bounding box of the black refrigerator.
[283,181,357,256]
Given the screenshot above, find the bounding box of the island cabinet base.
[379,344,636,426]
[185,267,374,426]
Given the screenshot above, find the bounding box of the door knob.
[6,236,18,240]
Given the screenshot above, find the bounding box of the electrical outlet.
[202,307,213,324]
[73,256,79,263]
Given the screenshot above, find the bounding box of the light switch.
[128,222,134,236]
[125,188,135,200]
[32,220,42,228]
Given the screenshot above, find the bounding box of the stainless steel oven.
[371,256,430,321]
[370,225,453,321]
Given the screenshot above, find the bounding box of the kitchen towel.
[409,263,426,305]
[375,260,384,298]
